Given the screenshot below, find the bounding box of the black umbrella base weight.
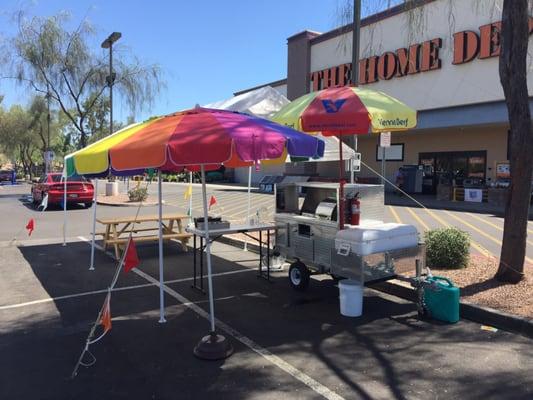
[194,332,234,360]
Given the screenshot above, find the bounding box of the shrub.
[128,186,148,202]
[424,227,470,269]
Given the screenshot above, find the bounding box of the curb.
[217,237,533,339]
[96,198,162,207]
[369,281,533,339]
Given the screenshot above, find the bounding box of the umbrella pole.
[89,180,99,270]
[338,136,345,230]
[62,166,67,246]
[194,165,233,360]
[157,171,166,323]
[201,166,215,333]
[189,171,193,224]
[244,166,252,251]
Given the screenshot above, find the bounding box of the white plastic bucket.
[339,279,363,317]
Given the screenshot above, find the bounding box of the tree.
[495,0,532,283]
[2,11,164,149]
[0,103,41,177]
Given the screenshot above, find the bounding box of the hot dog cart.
[273,182,423,291]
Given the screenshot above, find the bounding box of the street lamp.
[101,32,122,138]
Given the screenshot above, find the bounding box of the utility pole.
[350,0,362,180]
[351,0,361,87]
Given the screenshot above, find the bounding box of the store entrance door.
[419,151,487,194]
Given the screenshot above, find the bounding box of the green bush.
[128,186,148,202]
[424,227,470,269]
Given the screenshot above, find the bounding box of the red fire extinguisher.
[350,193,360,226]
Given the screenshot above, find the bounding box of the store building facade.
[236,0,533,198]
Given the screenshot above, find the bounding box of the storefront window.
[419,151,487,193]
[468,156,485,178]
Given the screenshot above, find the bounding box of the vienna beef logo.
[378,117,409,128]
[321,99,346,113]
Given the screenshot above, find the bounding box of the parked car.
[31,173,94,208]
[0,170,14,182]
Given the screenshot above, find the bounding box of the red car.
[31,173,94,208]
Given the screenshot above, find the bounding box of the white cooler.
[335,223,419,256]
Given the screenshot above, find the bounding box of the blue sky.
[0,0,355,122]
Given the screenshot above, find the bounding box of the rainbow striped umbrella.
[272,86,417,135]
[65,107,325,177]
[64,107,324,359]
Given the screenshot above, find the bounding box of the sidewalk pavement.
[386,192,533,218]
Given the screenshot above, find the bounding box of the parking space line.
[388,206,402,224]
[405,207,430,231]
[133,268,346,400]
[465,213,533,247]
[443,211,533,264]
[423,209,493,257]
[0,268,254,311]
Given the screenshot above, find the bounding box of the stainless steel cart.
[274,182,424,291]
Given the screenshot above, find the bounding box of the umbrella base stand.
[194,332,234,360]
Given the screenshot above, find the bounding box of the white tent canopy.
[205,86,355,161]
[204,86,289,119]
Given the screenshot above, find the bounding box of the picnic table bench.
[96,213,192,259]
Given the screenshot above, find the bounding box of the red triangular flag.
[99,294,112,333]
[26,218,35,236]
[123,238,140,273]
[209,195,217,210]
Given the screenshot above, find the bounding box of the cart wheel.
[288,262,310,291]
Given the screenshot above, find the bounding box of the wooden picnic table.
[96,213,192,259]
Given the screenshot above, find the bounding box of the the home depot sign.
[310,18,533,91]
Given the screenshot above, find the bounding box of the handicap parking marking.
[133,267,346,400]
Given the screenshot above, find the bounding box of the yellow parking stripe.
[446,211,503,246]
[423,209,493,257]
[388,206,402,224]
[423,209,449,227]
[445,210,533,265]
[466,213,533,247]
[405,207,430,231]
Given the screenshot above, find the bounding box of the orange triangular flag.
[208,195,217,210]
[99,294,112,333]
[26,218,35,236]
[123,238,140,273]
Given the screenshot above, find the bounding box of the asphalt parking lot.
[1,183,533,399]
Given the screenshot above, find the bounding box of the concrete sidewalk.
[386,192,533,218]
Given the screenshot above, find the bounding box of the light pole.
[101,32,122,139]
[45,84,51,174]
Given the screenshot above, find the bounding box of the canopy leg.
[158,171,166,323]
[244,166,252,252]
[193,165,233,360]
[62,166,68,246]
[89,180,99,270]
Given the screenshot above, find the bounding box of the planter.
[105,181,119,197]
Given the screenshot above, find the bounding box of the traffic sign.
[380,131,391,147]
